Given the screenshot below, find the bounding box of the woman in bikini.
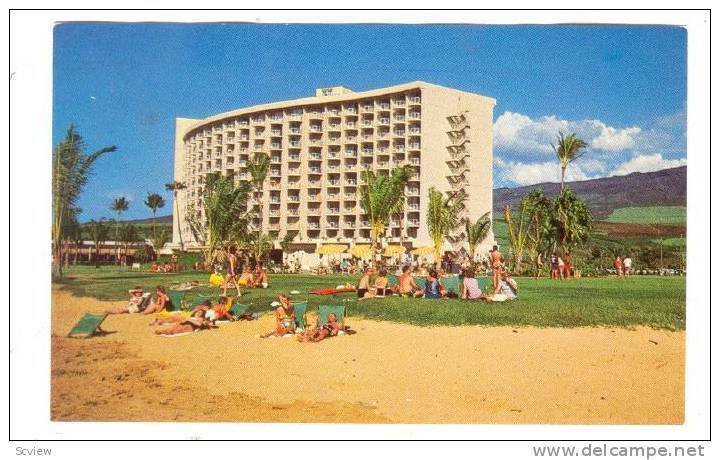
[260,293,296,338]
[356,267,374,299]
[143,286,170,315]
[223,246,242,297]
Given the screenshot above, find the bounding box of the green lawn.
[604,206,686,226]
[652,237,687,247]
[56,266,685,330]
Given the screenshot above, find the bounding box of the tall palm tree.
[52,124,116,278]
[165,181,187,251]
[358,165,411,266]
[110,196,130,263]
[246,152,270,231]
[426,188,466,270]
[465,212,492,262]
[551,132,588,190]
[144,192,166,240]
[86,218,110,268]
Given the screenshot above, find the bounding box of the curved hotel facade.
[173,81,495,252]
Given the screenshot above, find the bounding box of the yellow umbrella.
[347,244,372,258]
[315,244,348,255]
[383,245,407,257]
[411,246,435,256]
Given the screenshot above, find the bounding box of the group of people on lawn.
[221,247,269,297]
[354,245,518,302]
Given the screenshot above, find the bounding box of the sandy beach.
[51,287,685,424]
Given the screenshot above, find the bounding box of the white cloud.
[495,158,591,186]
[610,154,687,176]
[494,111,646,156]
[591,126,641,151]
[493,111,568,154]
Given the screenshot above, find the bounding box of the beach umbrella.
[315,244,348,255]
[348,244,372,258]
[383,245,407,257]
[411,246,435,256]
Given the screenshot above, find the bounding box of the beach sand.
[51,287,684,424]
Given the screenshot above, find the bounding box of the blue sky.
[53,23,687,221]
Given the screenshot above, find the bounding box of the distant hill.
[122,214,173,225]
[493,166,686,219]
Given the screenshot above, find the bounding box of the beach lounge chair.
[413,276,426,289]
[292,301,309,331]
[387,274,399,287]
[230,301,250,317]
[441,275,460,294]
[166,290,186,312]
[190,294,214,308]
[318,305,347,326]
[67,313,108,338]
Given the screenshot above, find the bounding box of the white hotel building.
[172,81,495,253]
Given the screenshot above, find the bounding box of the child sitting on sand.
[105,286,150,314]
[154,306,216,336]
[297,313,343,343]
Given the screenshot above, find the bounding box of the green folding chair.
[292,301,309,330]
[413,276,426,289]
[190,294,214,308]
[67,313,108,338]
[318,305,347,326]
[387,274,399,287]
[166,290,186,312]
[476,277,488,292]
[230,301,250,317]
[441,275,460,294]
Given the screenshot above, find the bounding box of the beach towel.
[310,287,356,295]
[67,313,108,338]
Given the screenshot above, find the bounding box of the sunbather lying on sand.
[297,313,343,343]
[106,287,150,314]
[154,306,216,336]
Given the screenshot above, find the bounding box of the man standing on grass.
[490,245,503,293]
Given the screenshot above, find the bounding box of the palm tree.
[110,196,130,263]
[144,192,166,240]
[165,181,187,251]
[358,165,412,266]
[202,173,252,264]
[426,188,466,270]
[465,212,492,262]
[119,223,139,261]
[248,233,273,267]
[551,132,588,190]
[552,187,593,253]
[86,218,110,268]
[246,152,270,231]
[52,124,116,278]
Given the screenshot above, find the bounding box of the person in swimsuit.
[613,255,623,277]
[297,313,343,343]
[143,286,170,315]
[489,245,504,293]
[357,267,374,299]
[536,252,544,279]
[373,268,391,297]
[106,286,150,314]
[563,252,572,279]
[154,306,216,336]
[550,253,559,280]
[557,255,565,280]
[223,246,242,297]
[260,293,296,338]
[395,265,423,297]
[252,265,269,288]
[423,270,444,299]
